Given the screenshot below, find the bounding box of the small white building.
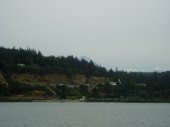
[109,82,117,86]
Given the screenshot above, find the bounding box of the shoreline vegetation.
[0,46,170,102]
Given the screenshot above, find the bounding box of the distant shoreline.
[0,96,170,103]
[0,96,79,102]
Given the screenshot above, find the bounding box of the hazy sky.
[0,0,170,71]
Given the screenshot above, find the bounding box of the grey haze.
[0,0,170,71]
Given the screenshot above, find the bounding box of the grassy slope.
[11,73,109,86]
[0,71,109,89]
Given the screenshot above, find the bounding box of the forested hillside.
[0,46,110,77]
[0,46,170,101]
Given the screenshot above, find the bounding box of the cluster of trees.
[1,80,170,100]
[89,81,170,100]
[0,46,170,100]
[0,46,109,77]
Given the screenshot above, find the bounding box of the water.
[0,102,170,127]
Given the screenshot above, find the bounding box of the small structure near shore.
[80,96,86,101]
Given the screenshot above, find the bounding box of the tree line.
[0,46,108,77]
[0,46,170,100]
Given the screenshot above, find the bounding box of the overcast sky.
[0,0,170,72]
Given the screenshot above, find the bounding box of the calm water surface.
[0,102,170,127]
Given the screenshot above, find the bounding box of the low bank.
[0,96,170,103]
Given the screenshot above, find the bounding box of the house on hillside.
[17,64,26,67]
[109,82,117,86]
